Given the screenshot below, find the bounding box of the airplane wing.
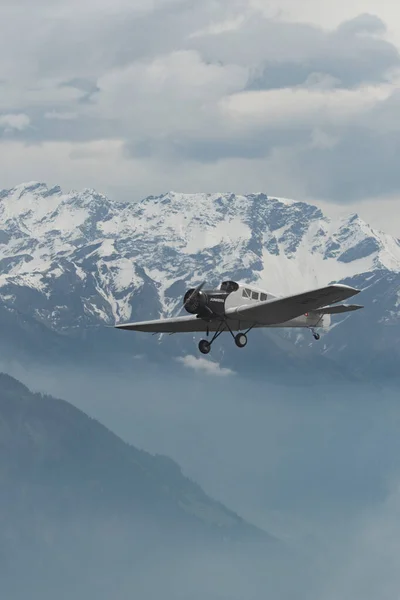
[115,314,218,333]
[225,284,361,325]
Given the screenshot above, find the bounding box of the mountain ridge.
[0,370,267,542]
[0,181,399,379]
[1,371,285,599]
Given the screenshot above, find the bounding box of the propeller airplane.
[115,279,363,355]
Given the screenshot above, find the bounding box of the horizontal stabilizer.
[313,304,363,315]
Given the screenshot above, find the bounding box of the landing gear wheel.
[313,333,320,341]
[198,339,211,354]
[235,333,248,348]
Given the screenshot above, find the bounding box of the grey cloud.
[124,82,400,203]
[290,126,400,203]
[323,15,399,86]
[2,0,400,207]
[243,15,399,90]
[0,0,235,126]
[0,1,212,88]
[121,13,400,203]
[294,128,400,203]
[30,0,231,80]
[282,88,400,202]
[188,16,324,68]
[336,12,387,35]
[248,62,320,91]
[0,0,226,138]
[29,115,118,144]
[126,126,309,163]
[61,79,100,104]
[0,103,117,144]
[62,78,97,93]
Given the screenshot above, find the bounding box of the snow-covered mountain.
[0,182,399,380]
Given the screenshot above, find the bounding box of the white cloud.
[0,113,30,131]
[93,49,248,139]
[221,84,391,127]
[176,355,235,376]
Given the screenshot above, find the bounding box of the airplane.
[115,279,363,355]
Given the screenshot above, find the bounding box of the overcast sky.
[1,0,400,234]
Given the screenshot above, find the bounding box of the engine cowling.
[183,288,208,314]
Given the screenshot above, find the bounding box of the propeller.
[182,280,206,313]
[158,280,206,342]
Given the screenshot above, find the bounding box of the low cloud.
[176,355,235,376]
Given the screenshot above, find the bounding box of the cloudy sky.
[1,0,400,233]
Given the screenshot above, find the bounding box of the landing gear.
[235,333,247,348]
[198,339,211,354]
[197,320,255,354]
[313,332,320,341]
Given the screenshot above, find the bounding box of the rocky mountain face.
[0,182,399,380]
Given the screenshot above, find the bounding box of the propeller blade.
[182,280,206,309]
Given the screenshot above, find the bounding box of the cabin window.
[251,291,259,300]
[242,288,251,298]
[260,293,267,301]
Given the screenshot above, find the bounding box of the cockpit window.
[220,280,239,293]
[260,293,267,301]
[242,288,251,298]
[251,291,259,300]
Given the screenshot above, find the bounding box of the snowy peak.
[322,212,400,271]
[0,182,122,236]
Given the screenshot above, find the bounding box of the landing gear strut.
[198,320,254,354]
[198,321,225,354]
